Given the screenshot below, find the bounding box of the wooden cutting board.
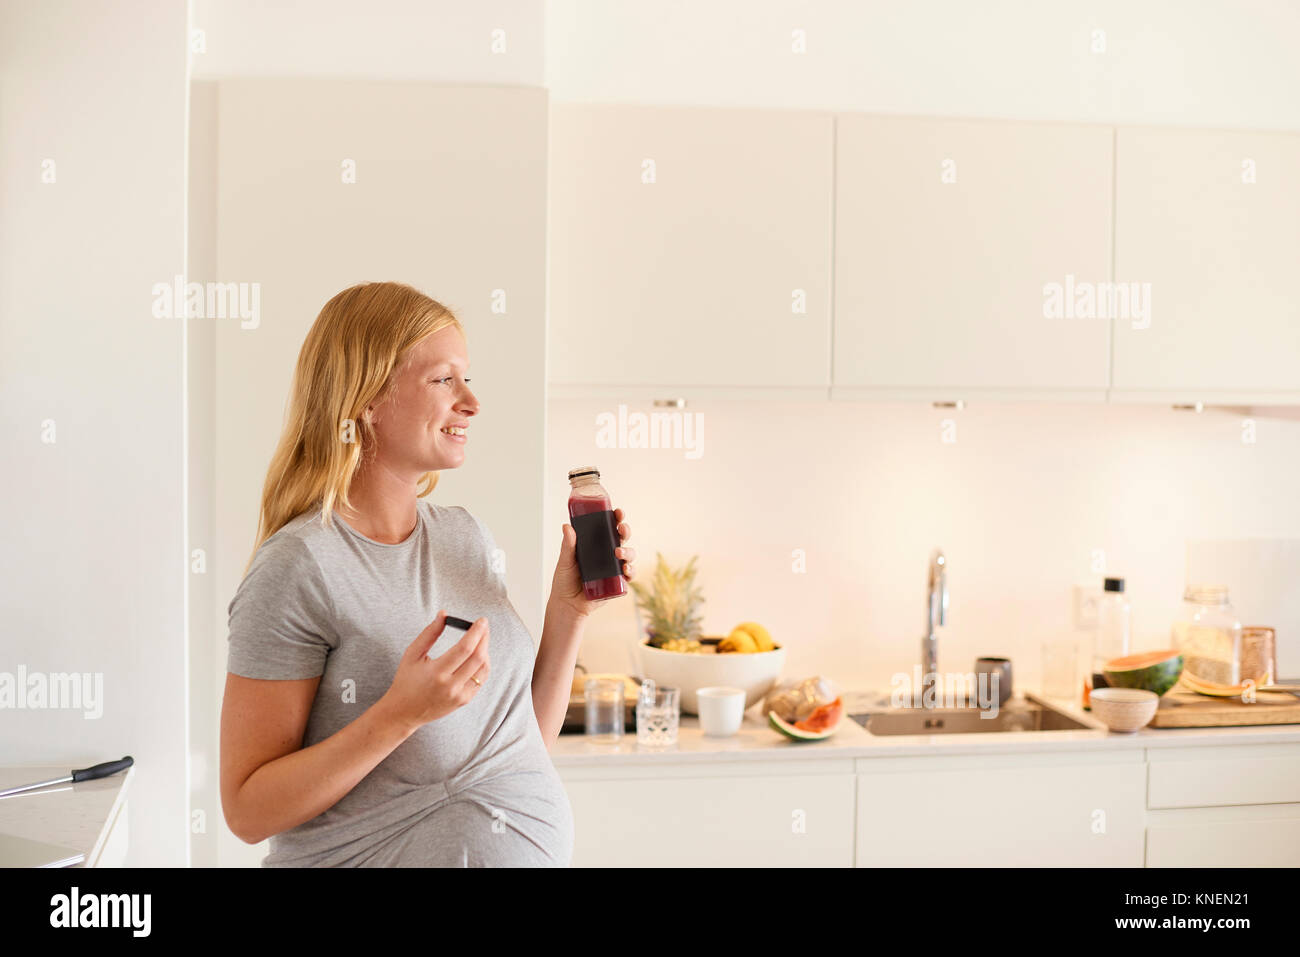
[1150,691,1300,728]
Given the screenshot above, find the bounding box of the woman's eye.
[432,377,471,385]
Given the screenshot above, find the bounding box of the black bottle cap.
[1104,577,1125,593]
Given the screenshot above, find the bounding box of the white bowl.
[636,640,786,715]
[1089,687,1159,733]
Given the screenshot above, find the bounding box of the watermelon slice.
[795,696,843,734]
[1103,650,1184,697]
[769,697,842,741]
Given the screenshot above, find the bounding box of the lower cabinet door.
[1146,804,1300,867]
[856,753,1146,866]
[561,765,855,867]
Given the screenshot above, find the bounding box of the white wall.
[550,400,1300,694]
[546,0,1300,131]
[0,0,190,866]
[187,79,219,868]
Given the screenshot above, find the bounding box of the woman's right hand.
[380,610,491,735]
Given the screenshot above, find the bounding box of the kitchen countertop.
[0,765,133,867]
[550,688,1300,767]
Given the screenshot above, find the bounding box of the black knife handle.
[71,756,134,782]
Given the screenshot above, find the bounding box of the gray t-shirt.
[226,500,574,867]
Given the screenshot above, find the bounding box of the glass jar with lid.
[1172,585,1242,687]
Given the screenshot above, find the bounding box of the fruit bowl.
[635,638,786,716]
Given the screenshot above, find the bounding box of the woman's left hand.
[550,508,636,620]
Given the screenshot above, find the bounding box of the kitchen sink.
[849,696,1094,736]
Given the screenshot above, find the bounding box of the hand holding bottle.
[552,493,636,619]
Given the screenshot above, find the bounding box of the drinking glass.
[584,678,625,743]
[1241,627,1277,685]
[635,680,680,749]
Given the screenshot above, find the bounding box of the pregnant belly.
[362,789,573,867]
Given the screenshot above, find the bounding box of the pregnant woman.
[219,281,635,866]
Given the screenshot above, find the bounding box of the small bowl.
[637,639,785,715]
[1089,687,1159,733]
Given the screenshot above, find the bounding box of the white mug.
[696,686,746,736]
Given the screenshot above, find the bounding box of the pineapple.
[630,552,705,652]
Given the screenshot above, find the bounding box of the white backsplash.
[544,399,1300,694]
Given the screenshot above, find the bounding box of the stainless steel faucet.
[921,549,947,703]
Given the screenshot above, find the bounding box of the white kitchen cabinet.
[1147,742,1300,809]
[559,760,855,866]
[213,79,550,647]
[833,115,1114,400]
[1146,804,1300,867]
[855,751,1146,866]
[1145,742,1300,867]
[1112,127,1300,403]
[548,103,834,396]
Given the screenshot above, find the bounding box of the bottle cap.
[567,466,600,481]
[1104,577,1125,593]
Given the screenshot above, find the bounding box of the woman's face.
[364,325,479,478]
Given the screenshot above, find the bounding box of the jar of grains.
[1172,585,1242,687]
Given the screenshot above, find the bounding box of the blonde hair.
[245,281,463,575]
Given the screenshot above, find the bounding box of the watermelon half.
[1103,650,1184,697]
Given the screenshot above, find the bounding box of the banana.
[722,627,759,654]
[736,621,775,652]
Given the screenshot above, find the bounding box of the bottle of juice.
[567,467,627,603]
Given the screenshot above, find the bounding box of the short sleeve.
[227,535,338,680]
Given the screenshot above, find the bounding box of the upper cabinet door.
[549,104,834,394]
[833,115,1113,399]
[1112,128,1300,401]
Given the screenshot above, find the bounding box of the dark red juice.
[567,473,627,603]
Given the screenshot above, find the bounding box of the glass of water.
[636,680,680,749]
[584,678,625,744]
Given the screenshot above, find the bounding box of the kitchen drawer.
[1146,804,1300,866]
[1147,743,1300,809]
[857,752,1146,867]
[562,771,855,867]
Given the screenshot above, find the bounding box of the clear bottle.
[1084,577,1131,710]
[1172,585,1241,687]
[566,467,627,603]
